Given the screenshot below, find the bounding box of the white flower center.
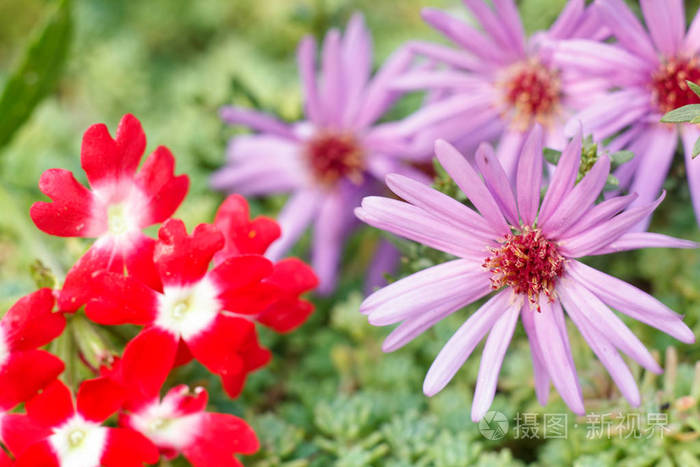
[50,415,107,467]
[128,398,202,451]
[91,181,149,245]
[107,203,129,235]
[155,278,221,340]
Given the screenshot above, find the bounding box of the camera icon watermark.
[478,411,509,440]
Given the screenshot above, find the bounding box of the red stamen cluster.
[305,131,364,186]
[651,56,700,114]
[502,60,561,127]
[483,227,565,309]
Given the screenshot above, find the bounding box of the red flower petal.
[101,428,159,467]
[219,330,271,398]
[15,441,58,467]
[118,327,178,409]
[58,242,124,312]
[2,289,65,351]
[267,258,319,295]
[209,255,274,291]
[30,168,102,238]
[86,271,158,326]
[182,413,259,467]
[81,114,146,187]
[76,377,125,423]
[25,379,74,429]
[218,282,280,316]
[155,219,224,286]
[135,146,189,225]
[186,315,253,375]
[173,338,194,367]
[123,235,162,292]
[0,351,64,411]
[0,414,51,458]
[256,297,314,333]
[213,194,280,259]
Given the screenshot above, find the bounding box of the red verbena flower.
[30,114,189,311]
[103,339,259,467]
[0,289,65,412]
[86,218,278,398]
[11,378,158,467]
[213,194,319,333]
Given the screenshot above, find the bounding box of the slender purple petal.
[558,277,662,373]
[558,286,641,406]
[421,8,504,62]
[640,0,684,56]
[385,173,497,239]
[559,192,665,258]
[298,36,324,125]
[266,189,321,261]
[566,261,694,343]
[540,155,610,237]
[548,0,584,40]
[406,40,489,72]
[463,0,523,57]
[521,305,550,405]
[356,197,492,260]
[220,107,298,140]
[471,304,520,421]
[474,143,519,226]
[560,193,637,239]
[531,297,585,415]
[423,290,515,396]
[365,239,400,294]
[596,0,658,63]
[395,93,494,136]
[313,191,350,295]
[681,125,700,226]
[495,129,526,180]
[320,29,344,126]
[492,0,526,54]
[538,125,582,225]
[685,9,700,53]
[516,125,544,226]
[435,140,510,234]
[391,70,489,92]
[593,232,698,255]
[342,13,372,126]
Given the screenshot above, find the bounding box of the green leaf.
[543,147,562,165]
[687,80,700,98]
[693,137,700,158]
[604,174,619,190]
[0,0,72,150]
[610,150,635,165]
[660,104,700,123]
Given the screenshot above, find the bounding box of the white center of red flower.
[128,397,202,450]
[49,415,107,467]
[304,131,364,186]
[501,59,561,128]
[651,56,700,114]
[155,278,221,340]
[482,227,565,309]
[92,182,149,244]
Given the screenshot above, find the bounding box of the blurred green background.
[1,0,700,466]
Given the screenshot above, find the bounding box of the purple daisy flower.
[355,127,696,421]
[552,0,700,228]
[387,0,608,176]
[211,13,430,294]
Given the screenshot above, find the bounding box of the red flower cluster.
[0,114,317,466]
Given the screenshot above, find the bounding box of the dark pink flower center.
[483,227,564,309]
[304,132,364,186]
[651,56,700,114]
[502,60,561,127]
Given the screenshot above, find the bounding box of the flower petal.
[101,428,159,467]
[474,143,519,226]
[538,126,582,226]
[220,106,298,140]
[640,0,684,56]
[516,125,544,226]
[77,377,126,423]
[423,290,514,397]
[2,288,64,352]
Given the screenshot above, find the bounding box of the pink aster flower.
[85,218,278,399]
[355,127,696,421]
[31,114,189,311]
[11,378,158,467]
[551,0,700,229]
[391,0,607,175]
[211,13,430,293]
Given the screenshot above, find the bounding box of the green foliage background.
[1,0,700,465]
